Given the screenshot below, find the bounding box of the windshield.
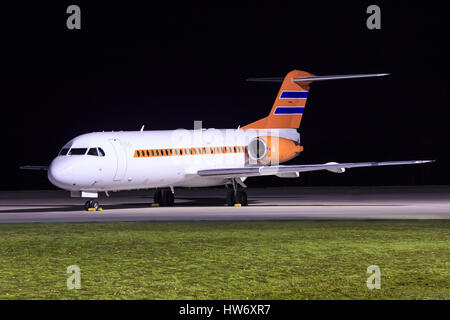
[58,145,106,157]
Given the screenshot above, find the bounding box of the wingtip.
[417,160,435,164]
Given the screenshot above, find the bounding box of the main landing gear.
[226,178,248,206]
[84,200,102,211]
[153,188,175,207]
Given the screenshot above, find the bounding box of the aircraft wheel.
[153,189,162,205]
[168,191,175,206]
[84,200,91,211]
[161,189,174,207]
[84,200,99,211]
[236,189,248,206]
[226,189,235,206]
[91,200,99,210]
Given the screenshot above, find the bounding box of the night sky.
[1,2,448,190]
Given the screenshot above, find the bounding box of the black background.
[1,1,448,190]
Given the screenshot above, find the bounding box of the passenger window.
[69,148,88,155]
[87,148,99,156]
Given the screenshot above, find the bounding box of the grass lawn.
[0,220,448,299]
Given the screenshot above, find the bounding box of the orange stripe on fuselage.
[133,146,246,158]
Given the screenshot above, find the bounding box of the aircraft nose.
[48,158,75,189]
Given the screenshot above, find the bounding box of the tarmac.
[0,186,449,223]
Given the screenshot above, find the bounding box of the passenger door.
[109,138,127,181]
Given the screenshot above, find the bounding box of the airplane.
[20,69,433,210]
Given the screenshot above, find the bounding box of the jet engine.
[247,136,303,165]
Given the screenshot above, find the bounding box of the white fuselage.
[48,128,300,192]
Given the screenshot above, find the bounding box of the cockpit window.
[69,148,88,155]
[59,148,69,156]
[87,148,99,156]
[86,147,106,157]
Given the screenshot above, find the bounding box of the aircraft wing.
[197,160,433,179]
[20,165,49,171]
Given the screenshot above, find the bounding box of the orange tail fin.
[242,70,389,129]
[242,70,314,129]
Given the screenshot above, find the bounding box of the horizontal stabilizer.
[246,77,285,82]
[247,73,389,83]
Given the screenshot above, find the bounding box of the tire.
[92,200,99,211]
[161,189,174,207]
[168,191,175,206]
[226,189,235,206]
[237,189,248,206]
[153,190,162,204]
[84,200,99,211]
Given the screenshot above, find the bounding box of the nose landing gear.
[84,200,102,211]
